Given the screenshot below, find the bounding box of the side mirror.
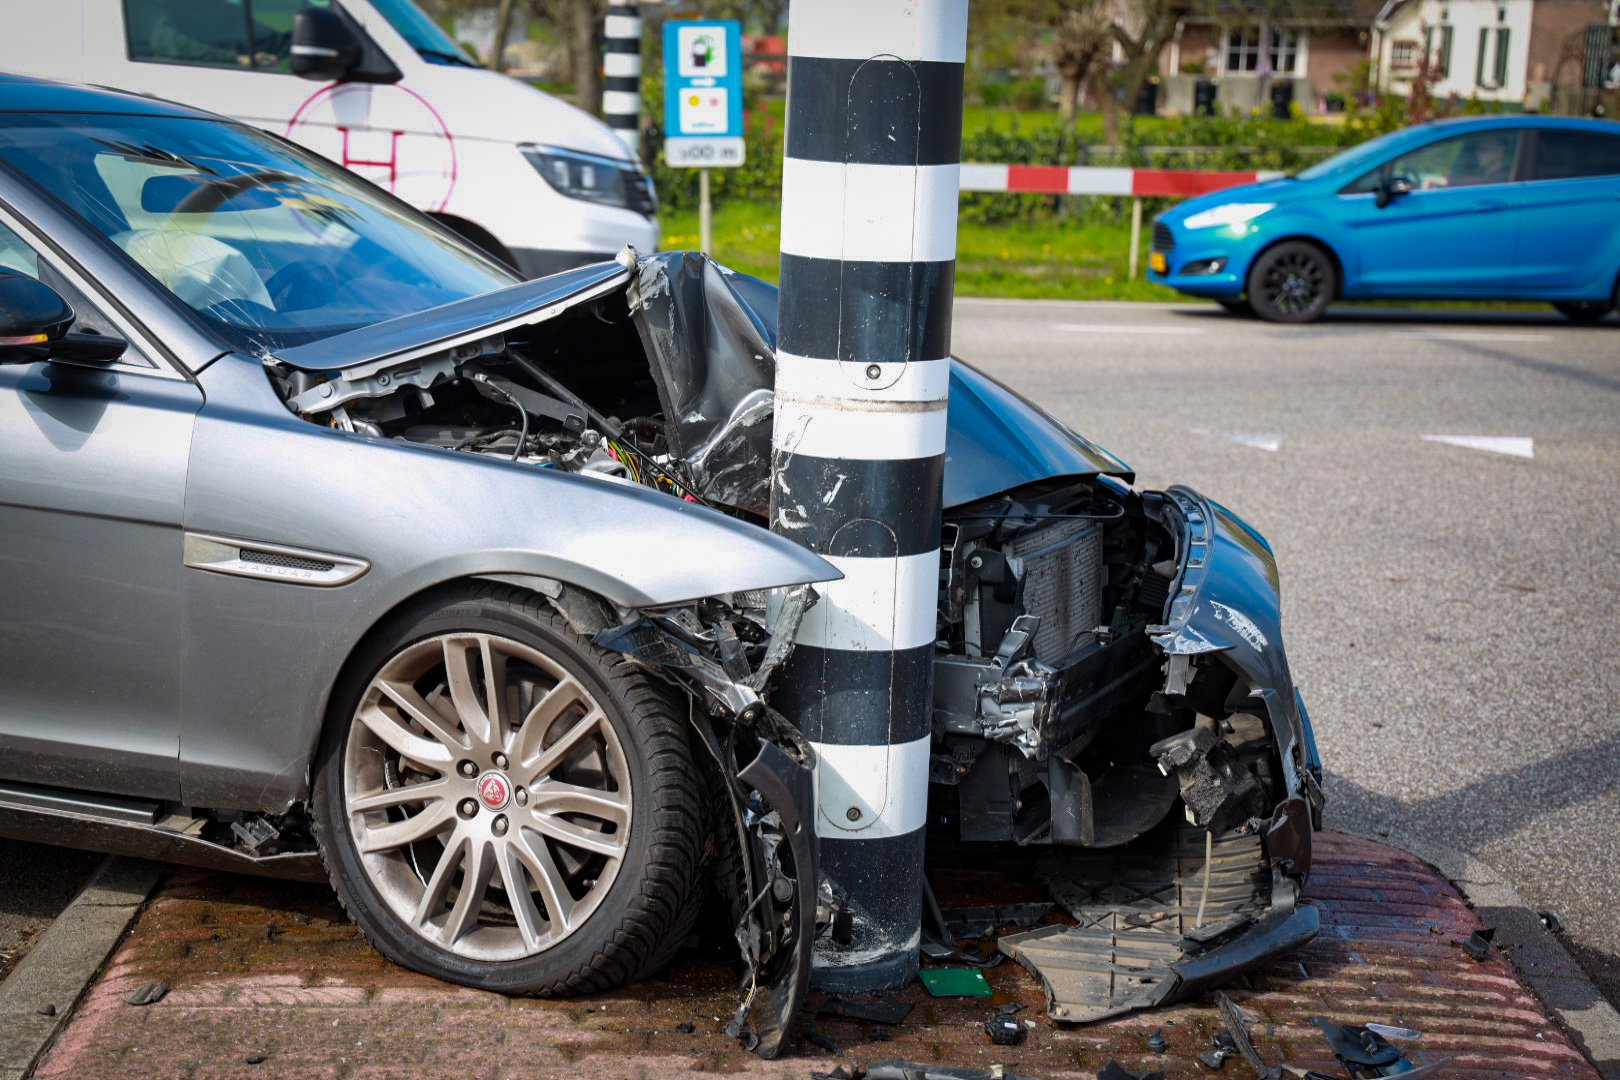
[291,7,360,82]
[0,273,73,363]
[1376,175,1415,209]
[0,273,127,366]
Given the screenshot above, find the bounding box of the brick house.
[1373,0,1619,108]
[1150,1,1387,114]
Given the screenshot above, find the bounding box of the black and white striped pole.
[603,0,641,157]
[770,0,968,992]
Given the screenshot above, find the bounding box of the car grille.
[625,172,658,216]
[1152,222,1175,253]
[1007,518,1104,663]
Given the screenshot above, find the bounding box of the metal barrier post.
[770,0,968,992]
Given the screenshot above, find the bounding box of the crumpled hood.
[630,253,1133,514]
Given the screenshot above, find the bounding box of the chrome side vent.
[184,533,368,587]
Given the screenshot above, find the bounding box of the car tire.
[311,584,704,995]
[1246,241,1336,324]
[1552,300,1613,324]
[1217,299,1254,317]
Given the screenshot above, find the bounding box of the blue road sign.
[662,20,745,168]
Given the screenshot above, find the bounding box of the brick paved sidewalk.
[30,832,1598,1080]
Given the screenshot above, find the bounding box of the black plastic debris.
[803,1029,844,1055]
[940,902,1055,939]
[1312,1016,1402,1073]
[1215,990,1279,1078]
[996,1002,1025,1016]
[1539,910,1564,934]
[818,998,916,1026]
[675,1022,696,1035]
[810,1067,858,1080]
[984,1014,1026,1046]
[1463,927,1496,961]
[35,1003,56,1017]
[1098,1062,1167,1080]
[127,980,168,1006]
[865,1062,1038,1080]
[245,1054,269,1065]
[1147,1030,1168,1053]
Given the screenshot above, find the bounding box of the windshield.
[369,0,479,66]
[0,112,518,352]
[1293,128,1411,181]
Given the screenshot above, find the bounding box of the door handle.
[1469,199,1508,212]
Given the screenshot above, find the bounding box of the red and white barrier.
[958,164,1286,278]
[959,164,1283,197]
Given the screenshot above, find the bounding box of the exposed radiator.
[1007,518,1104,663]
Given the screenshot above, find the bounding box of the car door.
[0,209,202,801]
[1514,127,1620,296]
[1337,129,1526,297]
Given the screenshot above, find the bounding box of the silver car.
[0,76,1322,1054]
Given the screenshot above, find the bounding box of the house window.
[1476,23,1512,88]
[1225,25,1304,75]
[1227,26,1262,72]
[1392,39,1418,70]
[1424,23,1455,76]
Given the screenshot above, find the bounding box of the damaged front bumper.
[594,586,822,1059]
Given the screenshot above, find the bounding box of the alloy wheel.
[1260,251,1327,319]
[342,633,631,962]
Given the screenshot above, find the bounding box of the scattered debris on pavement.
[983,1013,1026,1046]
[917,968,994,997]
[126,979,168,1006]
[818,998,916,1025]
[1098,1062,1168,1080]
[803,1029,844,1055]
[1538,910,1564,934]
[1309,1015,1452,1078]
[1463,926,1496,960]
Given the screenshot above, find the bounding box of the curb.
[0,857,162,1080]
[1334,812,1620,1080]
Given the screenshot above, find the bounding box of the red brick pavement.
[32,832,1599,1079]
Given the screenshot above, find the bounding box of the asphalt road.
[954,298,1620,1005]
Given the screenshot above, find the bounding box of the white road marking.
[1192,427,1282,452]
[1053,323,1203,336]
[1422,435,1535,458]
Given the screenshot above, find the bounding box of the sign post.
[662,19,745,254]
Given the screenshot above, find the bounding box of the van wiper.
[417,47,479,68]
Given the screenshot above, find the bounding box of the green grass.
[661,200,1180,302]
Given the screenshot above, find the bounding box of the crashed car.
[0,78,1323,1055]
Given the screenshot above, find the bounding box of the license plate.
[1150,252,1168,275]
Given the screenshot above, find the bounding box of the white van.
[0,0,658,277]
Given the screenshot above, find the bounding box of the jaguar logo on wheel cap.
[477,772,511,811]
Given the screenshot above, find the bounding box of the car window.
[123,0,310,71]
[1344,130,1522,194]
[0,217,157,369]
[1530,130,1620,181]
[0,112,517,353]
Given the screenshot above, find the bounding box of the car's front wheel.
[312,586,703,994]
[1247,241,1336,324]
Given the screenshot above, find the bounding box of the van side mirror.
[1376,175,1415,209]
[0,274,126,366]
[0,273,74,363]
[291,7,361,82]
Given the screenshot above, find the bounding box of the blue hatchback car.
[1149,116,1620,323]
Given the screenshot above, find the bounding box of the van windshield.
[0,112,518,352]
[369,0,480,67]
